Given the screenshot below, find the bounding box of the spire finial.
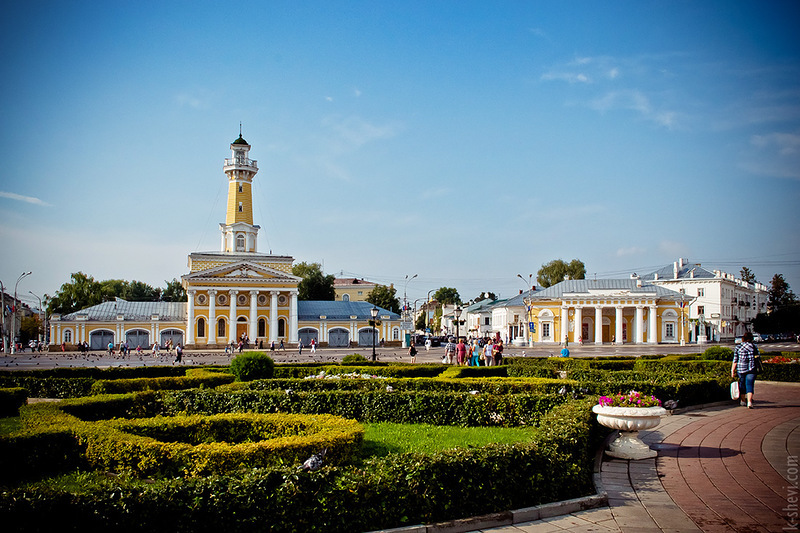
[239,122,242,137]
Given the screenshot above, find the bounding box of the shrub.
[229,352,274,381]
[701,346,734,361]
[341,353,369,364]
[0,387,28,417]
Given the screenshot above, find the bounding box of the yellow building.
[334,278,376,302]
[50,133,401,350]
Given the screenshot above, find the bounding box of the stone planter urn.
[592,405,667,460]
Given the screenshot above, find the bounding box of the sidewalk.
[456,381,800,532]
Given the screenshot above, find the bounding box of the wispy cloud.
[541,72,590,84]
[321,115,399,150]
[743,131,800,179]
[616,246,647,257]
[589,90,677,128]
[658,240,688,257]
[175,92,210,109]
[751,132,800,155]
[0,191,51,206]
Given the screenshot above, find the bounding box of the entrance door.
[298,328,318,346]
[90,331,114,350]
[160,329,184,348]
[328,328,349,347]
[126,330,149,350]
[236,319,248,341]
[358,328,378,346]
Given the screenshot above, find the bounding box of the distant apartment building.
[333,278,376,302]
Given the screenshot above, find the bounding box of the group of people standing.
[440,337,504,366]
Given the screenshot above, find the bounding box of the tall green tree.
[125,280,161,301]
[768,273,797,312]
[162,279,187,302]
[20,314,42,344]
[292,262,335,301]
[366,284,400,314]
[537,259,586,288]
[473,291,497,302]
[433,287,461,306]
[740,267,757,284]
[47,272,104,315]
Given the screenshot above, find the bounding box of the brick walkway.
[468,381,800,533]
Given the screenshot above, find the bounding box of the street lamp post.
[11,271,32,354]
[370,305,379,361]
[401,274,417,348]
[426,289,435,336]
[29,291,45,345]
[454,306,462,341]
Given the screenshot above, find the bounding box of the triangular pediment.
[183,261,301,283]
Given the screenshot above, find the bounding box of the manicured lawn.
[361,422,537,457]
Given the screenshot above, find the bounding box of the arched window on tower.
[342,294,350,302]
[197,317,206,338]
[236,234,245,251]
[238,202,243,212]
[238,184,243,193]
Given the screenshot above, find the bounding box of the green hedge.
[0,399,600,532]
[0,387,27,417]
[89,369,235,395]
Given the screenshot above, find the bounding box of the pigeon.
[663,399,679,410]
[300,449,327,471]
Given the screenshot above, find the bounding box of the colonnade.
[186,288,298,345]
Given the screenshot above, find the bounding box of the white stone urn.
[592,405,667,460]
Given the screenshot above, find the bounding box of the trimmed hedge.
[90,369,235,395]
[0,399,600,532]
[0,387,27,417]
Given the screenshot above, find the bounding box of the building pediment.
[182,260,301,284]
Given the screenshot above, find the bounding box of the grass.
[361,422,537,457]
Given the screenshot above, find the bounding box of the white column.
[207,290,217,344]
[249,290,258,341]
[269,291,278,343]
[648,304,658,344]
[560,306,569,345]
[635,305,644,344]
[595,306,603,344]
[289,290,299,343]
[229,290,238,343]
[187,290,195,345]
[615,306,624,345]
[573,306,582,343]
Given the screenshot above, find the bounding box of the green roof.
[232,134,249,145]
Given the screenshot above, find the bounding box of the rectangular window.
[484,317,490,326]
[542,323,550,338]
[697,288,704,297]
[666,323,674,338]
[698,305,705,315]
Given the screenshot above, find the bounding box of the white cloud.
[353,88,362,97]
[589,90,677,128]
[325,96,333,102]
[751,132,800,155]
[616,246,646,257]
[658,240,689,257]
[541,72,591,84]
[607,67,619,79]
[0,191,51,206]
[175,92,209,109]
[321,115,398,149]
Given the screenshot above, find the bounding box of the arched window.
[236,234,245,251]
[218,318,226,338]
[278,318,286,337]
[197,317,206,338]
[258,318,266,338]
[342,294,350,302]
[64,330,72,343]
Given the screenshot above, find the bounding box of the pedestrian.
[493,339,504,365]
[732,331,760,409]
[270,340,275,353]
[409,341,417,363]
[107,342,114,356]
[456,338,467,365]
[298,341,303,355]
[425,337,432,351]
[310,338,316,353]
[483,340,493,366]
[560,345,570,358]
[470,340,481,366]
[444,338,455,364]
[280,339,285,351]
[174,343,183,365]
[152,342,159,356]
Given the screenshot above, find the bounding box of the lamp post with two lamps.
[11,271,32,354]
[29,291,46,346]
[517,274,535,347]
[454,306,462,341]
[370,305,379,361]
[401,274,417,348]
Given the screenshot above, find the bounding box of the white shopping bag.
[730,381,740,400]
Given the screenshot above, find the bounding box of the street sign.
[400,321,413,330]
[529,322,535,332]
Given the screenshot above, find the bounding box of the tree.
[162,279,187,302]
[473,291,496,302]
[433,287,461,306]
[415,312,426,331]
[20,314,41,344]
[768,273,797,312]
[366,284,400,314]
[537,259,586,288]
[125,280,161,301]
[48,272,104,315]
[740,267,757,284]
[292,262,335,301]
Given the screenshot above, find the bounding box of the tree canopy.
[366,284,400,314]
[768,273,797,312]
[292,262,335,301]
[161,279,187,302]
[472,291,497,303]
[47,273,183,315]
[433,287,461,306]
[537,259,586,288]
[739,267,757,284]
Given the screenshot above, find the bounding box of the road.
[1,342,797,370]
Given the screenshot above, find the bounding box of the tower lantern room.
[220,132,261,253]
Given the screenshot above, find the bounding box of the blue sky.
[2,0,799,309]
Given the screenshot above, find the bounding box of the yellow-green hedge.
[89,368,234,395]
